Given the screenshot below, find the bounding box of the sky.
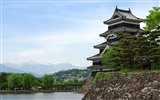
[0,0,160,67]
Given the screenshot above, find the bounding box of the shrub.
[120,69,131,73]
[93,72,112,86]
[151,62,160,70]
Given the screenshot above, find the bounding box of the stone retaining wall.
[78,78,93,94]
[82,71,160,100]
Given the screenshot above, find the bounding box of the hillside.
[53,69,91,82]
[0,64,42,77]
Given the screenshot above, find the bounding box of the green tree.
[140,7,160,69]
[134,31,160,70]
[35,77,43,87]
[0,72,8,89]
[134,32,152,70]
[7,73,22,89]
[0,82,8,90]
[118,33,137,69]
[42,74,54,89]
[102,45,120,70]
[143,7,160,31]
[0,72,7,84]
[22,73,35,90]
[64,80,75,84]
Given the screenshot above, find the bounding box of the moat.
[0,92,84,100]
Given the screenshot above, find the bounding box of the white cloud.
[18,49,44,57]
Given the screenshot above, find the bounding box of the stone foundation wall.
[82,71,160,100]
[78,78,93,94]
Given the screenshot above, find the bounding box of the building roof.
[87,65,104,69]
[110,41,119,45]
[87,65,108,70]
[104,7,142,24]
[94,41,110,49]
[100,27,143,37]
[87,54,102,61]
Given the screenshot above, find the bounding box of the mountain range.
[0,64,42,77]
[1,60,86,77]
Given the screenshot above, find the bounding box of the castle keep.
[87,7,143,76]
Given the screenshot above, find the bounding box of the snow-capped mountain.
[3,60,85,75]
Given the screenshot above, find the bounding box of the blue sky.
[0,0,159,67]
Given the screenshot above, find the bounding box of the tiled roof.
[87,54,102,60]
[104,7,142,24]
[94,42,110,49]
[87,65,108,70]
[119,11,138,20]
[100,27,143,37]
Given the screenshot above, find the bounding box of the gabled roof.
[87,65,108,70]
[100,27,143,37]
[104,6,142,24]
[87,54,102,61]
[94,42,110,49]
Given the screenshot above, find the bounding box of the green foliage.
[93,72,112,86]
[0,73,7,84]
[0,82,8,89]
[7,73,22,89]
[53,69,91,82]
[64,80,76,84]
[53,80,85,90]
[143,7,160,31]
[103,30,160,71]
[42,74,54,89]
[118,33,136,69]
[103,33,137,70]
[1,72,86,91]
[120,69,131,73]
[120,69,150,73]
[35,77,43,87]
[102,46,120,70]
[93,72,103,86]
[22,73,36,89]
[0,72,86,91]
[105,73,112,80]
[134,33,151,70]
[151,62,160,70]
[134,31,160,70]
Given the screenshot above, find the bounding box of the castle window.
[113,15,119,19]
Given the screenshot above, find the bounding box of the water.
[0,92,84,100]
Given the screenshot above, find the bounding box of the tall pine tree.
[118,33,136,69]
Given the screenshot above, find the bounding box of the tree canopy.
[7,73,22,89]
[143,7,160,31]
[0,72,85,91]
[102,45,120,70]
[22,73,36,89]
[42,74,54,89]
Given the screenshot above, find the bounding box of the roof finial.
[129,8,131,12]
[115,6,118,11]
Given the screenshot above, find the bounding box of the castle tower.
[87,7,143,76]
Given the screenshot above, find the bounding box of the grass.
[120,68,160,73]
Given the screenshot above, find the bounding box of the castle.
[87,7,143,76]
